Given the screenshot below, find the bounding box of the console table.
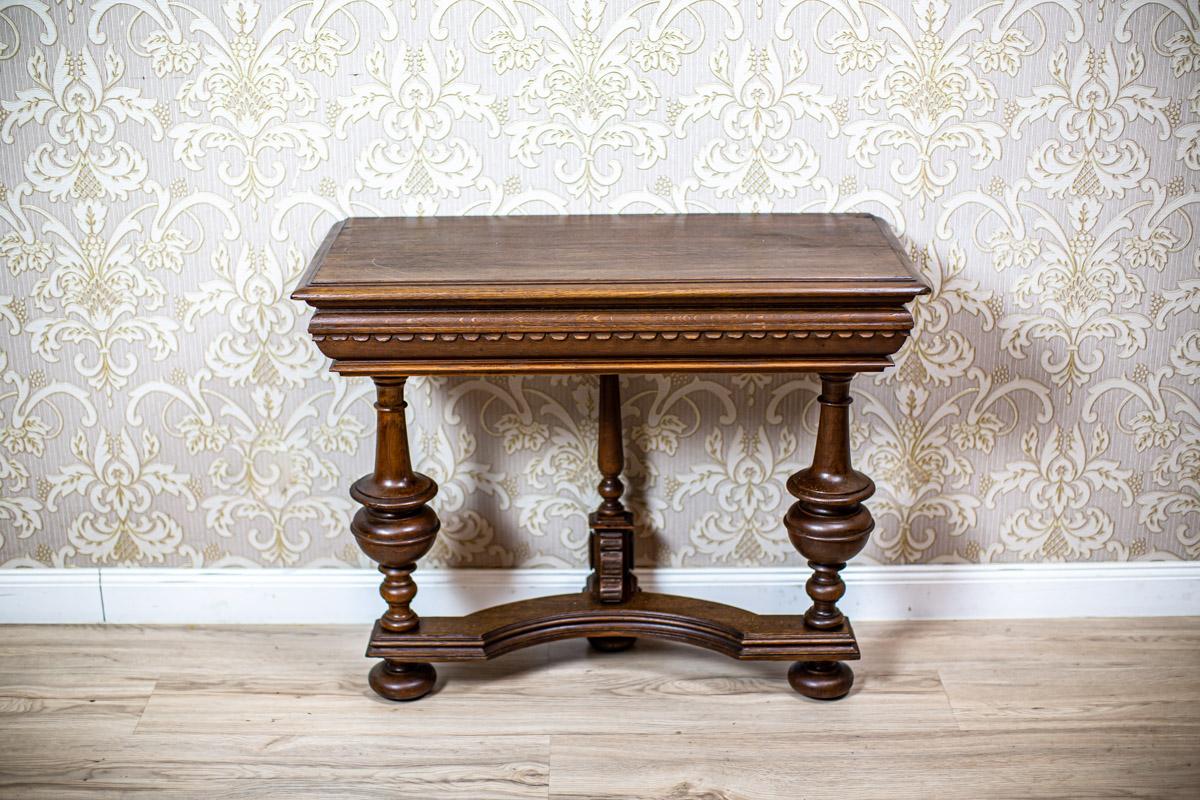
[292,213,927,702]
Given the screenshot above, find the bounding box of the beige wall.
[0,0,1197,569]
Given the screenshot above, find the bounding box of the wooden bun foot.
[788,660,853,700]
[368,660,436,701]
[588,635,637,653]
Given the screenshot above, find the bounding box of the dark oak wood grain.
[292,213,927,702]
[367,592,858,662]
[294,214,922,300]
[294,214,924,374]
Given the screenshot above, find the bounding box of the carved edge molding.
[312,330,902,343]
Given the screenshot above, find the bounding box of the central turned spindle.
[586,374,639,652]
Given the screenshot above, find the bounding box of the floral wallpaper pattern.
[0,0,1197,569]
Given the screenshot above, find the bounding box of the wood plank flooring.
[0,619,1196,798]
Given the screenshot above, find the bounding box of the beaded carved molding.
[311,331,900,342]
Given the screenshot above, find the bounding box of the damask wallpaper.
[0,0,1197,570]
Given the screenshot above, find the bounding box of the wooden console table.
[293,213,927,702]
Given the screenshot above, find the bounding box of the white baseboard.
[0,568,105,623]
[1,563,1198,624]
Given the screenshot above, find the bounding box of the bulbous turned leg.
[352,377,440,702]
[784,374,875,700]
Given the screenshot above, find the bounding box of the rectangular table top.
[292,213,928,376]
[293,213,925,308]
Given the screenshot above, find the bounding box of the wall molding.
[1,563,1197,624]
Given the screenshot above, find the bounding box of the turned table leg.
[587,374,638,653]
[351,377,440,701]
[784,373,875,700]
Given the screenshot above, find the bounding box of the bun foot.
[369,660,436,701]
[588,635,636,653]
[788,660,853,700]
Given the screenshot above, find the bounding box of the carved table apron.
[293,213,928,701]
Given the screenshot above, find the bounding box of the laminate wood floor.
[0,619,1196,799]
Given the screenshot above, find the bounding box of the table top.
[293,213,928,376]
[293,213,925,308]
